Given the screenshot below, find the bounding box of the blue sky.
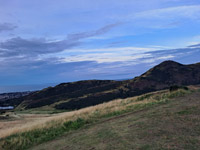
[0,0,200,92]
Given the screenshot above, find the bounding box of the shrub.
[169,85,188,92]
[169,85,180,92]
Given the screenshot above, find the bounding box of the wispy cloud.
[133,5,200,19]
[126,5,200,29]
[53,47,157,63]
[0,23,120,58]
[0,23,17,33]
[67,23,121,40]
[188,43,200,48]
[0,37,80,57]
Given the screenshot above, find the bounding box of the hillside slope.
[3,60,200,110]
[31,89,200,150]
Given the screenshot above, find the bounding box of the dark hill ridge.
[3,60,200,110]
[141,60,200,85]
[127,60,200,90]
[17,80,121,109]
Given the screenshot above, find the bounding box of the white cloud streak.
[41,47,160,63]
[124,5,200,29]
[132,5,200,20]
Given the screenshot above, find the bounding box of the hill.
[2,60,200,110]
[0,86,200,150]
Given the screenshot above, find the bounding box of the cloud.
[67,23,121,40]
[44,45,199,65]
[0,37,80,57]
[0,44,200,85]
[0,23,120,58]
[125,5,200,29]
[0,23,17,33]
[62,53,152,63]
[133,5,200,20]
[59,48,153,63]
[41,46,158,64]
[188,43,200,48]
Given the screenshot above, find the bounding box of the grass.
[31,88,200,150]
[1,118,87,150]
[135,93,154,101]
[15,109,68,114]
[0,88,195,150]
[176,106,198,115]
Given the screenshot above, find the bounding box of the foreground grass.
[0,88,193,150]
[32,90,200,150]
[1,118,86,150]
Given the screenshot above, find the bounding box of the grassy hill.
[32,89,200,150]
[2,60,200,111]
[1,85,200,150]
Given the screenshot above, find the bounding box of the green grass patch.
[138,144,152,150]
[63,118,86,130]
[0,118,87,150]
[177,110,192,115]
[176,106,198,115]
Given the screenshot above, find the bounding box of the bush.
[0,110,6,114]
[169,85,188,92]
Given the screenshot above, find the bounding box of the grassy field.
[0,86,199,150]
[31,89,200,150]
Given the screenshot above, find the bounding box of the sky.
[0,0,200,92]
